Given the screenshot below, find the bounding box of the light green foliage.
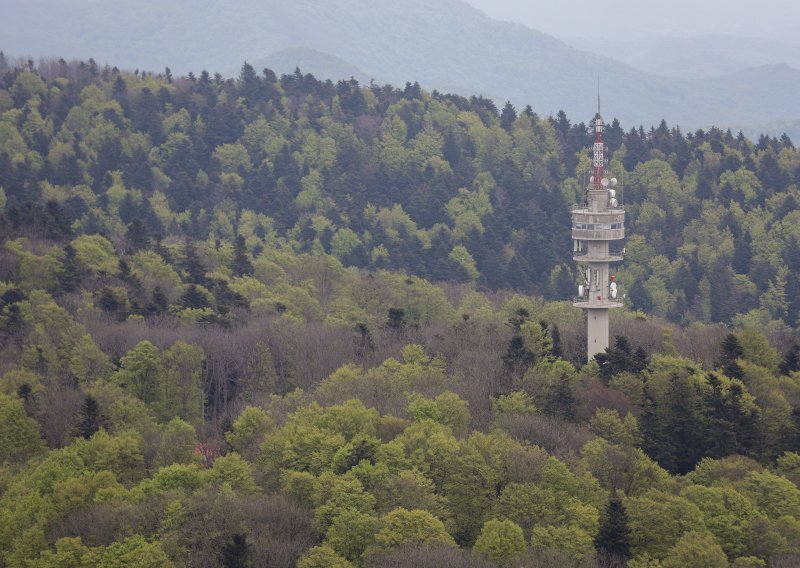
[628,553,663,568]
[661,531,728,568]
[19,290,110,382]
[315,347,449,415]
[260,416,346,475]
[737,327,781,373]
[0,368,43,397]
[473,519,526,565]
[112,340,163,409]
[50,470,121,516]
[407,391,469,434]
[0,393,44,465]
[0,122,28,158]
[372,508,456,550]
[492,392,536,417]
[589,409,642,447]
[83,534,174,567]
[776,452,800,486]
[392,419,460,485]
[205,453,259,494]
[626,489,707,558]
[331,432,381,475]
[5,239,60,291]
[212,142,252,174]
[154,418,197,467]
[680,484,761,559]
[738,470,800,519]
[448,245,479,280]
[139,463,205,495]
[445,178,493,241]
[280,469,318,507]
[330,228,362,259]
[129,251,183,301]
[325,508,379,561]
[85,381,158,438]
[374,468,450,522]
[493,482,599,537]
[521,358,577,416]
[74,429,145,483]
[312,400,381,440]
[467,430,550,487]
[581,438,671,496]
[732,557,767,568]
[686,455,763,487]
[159,341,205,424]
[71,235,119,275]
[313,472,376,530]
[297,545,354,568]
[530,524,594,562]
[226,406,275,460]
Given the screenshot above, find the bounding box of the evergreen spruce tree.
[180,284,209,309]
[780,344,800,375]
[594,494,631,566]
[550,323,562,359]
[716,333,744,380]
[58,244,83,292]
[500,101,517,131]
[231,236,254,277]
[125,218,149,251]
[221,533,250,568]
[386,308,406,332]
[75,396,103,439]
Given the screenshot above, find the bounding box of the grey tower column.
[572,113,625,363]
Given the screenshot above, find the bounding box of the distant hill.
[563,34,800,79]
[248,48,375,86]
[3,0,800,130]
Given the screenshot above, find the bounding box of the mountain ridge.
[2,0,799,130]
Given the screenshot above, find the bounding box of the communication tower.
[572,108,625,362]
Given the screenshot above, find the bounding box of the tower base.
[586,308,609,361]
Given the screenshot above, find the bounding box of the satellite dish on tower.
[610,178,618,187]
[601,178,609,187]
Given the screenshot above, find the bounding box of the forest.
[0,54,800,567]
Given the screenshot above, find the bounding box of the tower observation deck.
[573,112,625,362]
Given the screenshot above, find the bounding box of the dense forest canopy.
[1,56,800,567]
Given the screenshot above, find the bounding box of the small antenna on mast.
[597,76,601,115]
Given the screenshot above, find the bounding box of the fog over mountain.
[462,0,800,45]
[2,0,800,134]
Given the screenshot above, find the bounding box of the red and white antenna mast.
[592,81,604,191]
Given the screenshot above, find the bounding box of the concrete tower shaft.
[572,112,625,362]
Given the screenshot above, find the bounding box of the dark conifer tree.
[732,230,752,275]
[550,323,562,359]
[500,101,517,131]
[780,344,800,375]
[594,494,631,566]
[716,333,744,380]
[386,307,406,332]
[148,286,168,315]
[58,244,83,292]
[75,396,103,439]
[595,336,648,382]
[231,236,254,277]
[221,533,250,568]
[125,219,149,251]
[180,284,209,309]
[182,239,207,285]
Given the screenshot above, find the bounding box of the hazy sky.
[462,0,800,43]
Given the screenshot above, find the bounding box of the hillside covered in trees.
[1,57,800,567]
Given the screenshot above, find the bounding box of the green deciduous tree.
[473,519,526,565]
[372,508,456,551]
